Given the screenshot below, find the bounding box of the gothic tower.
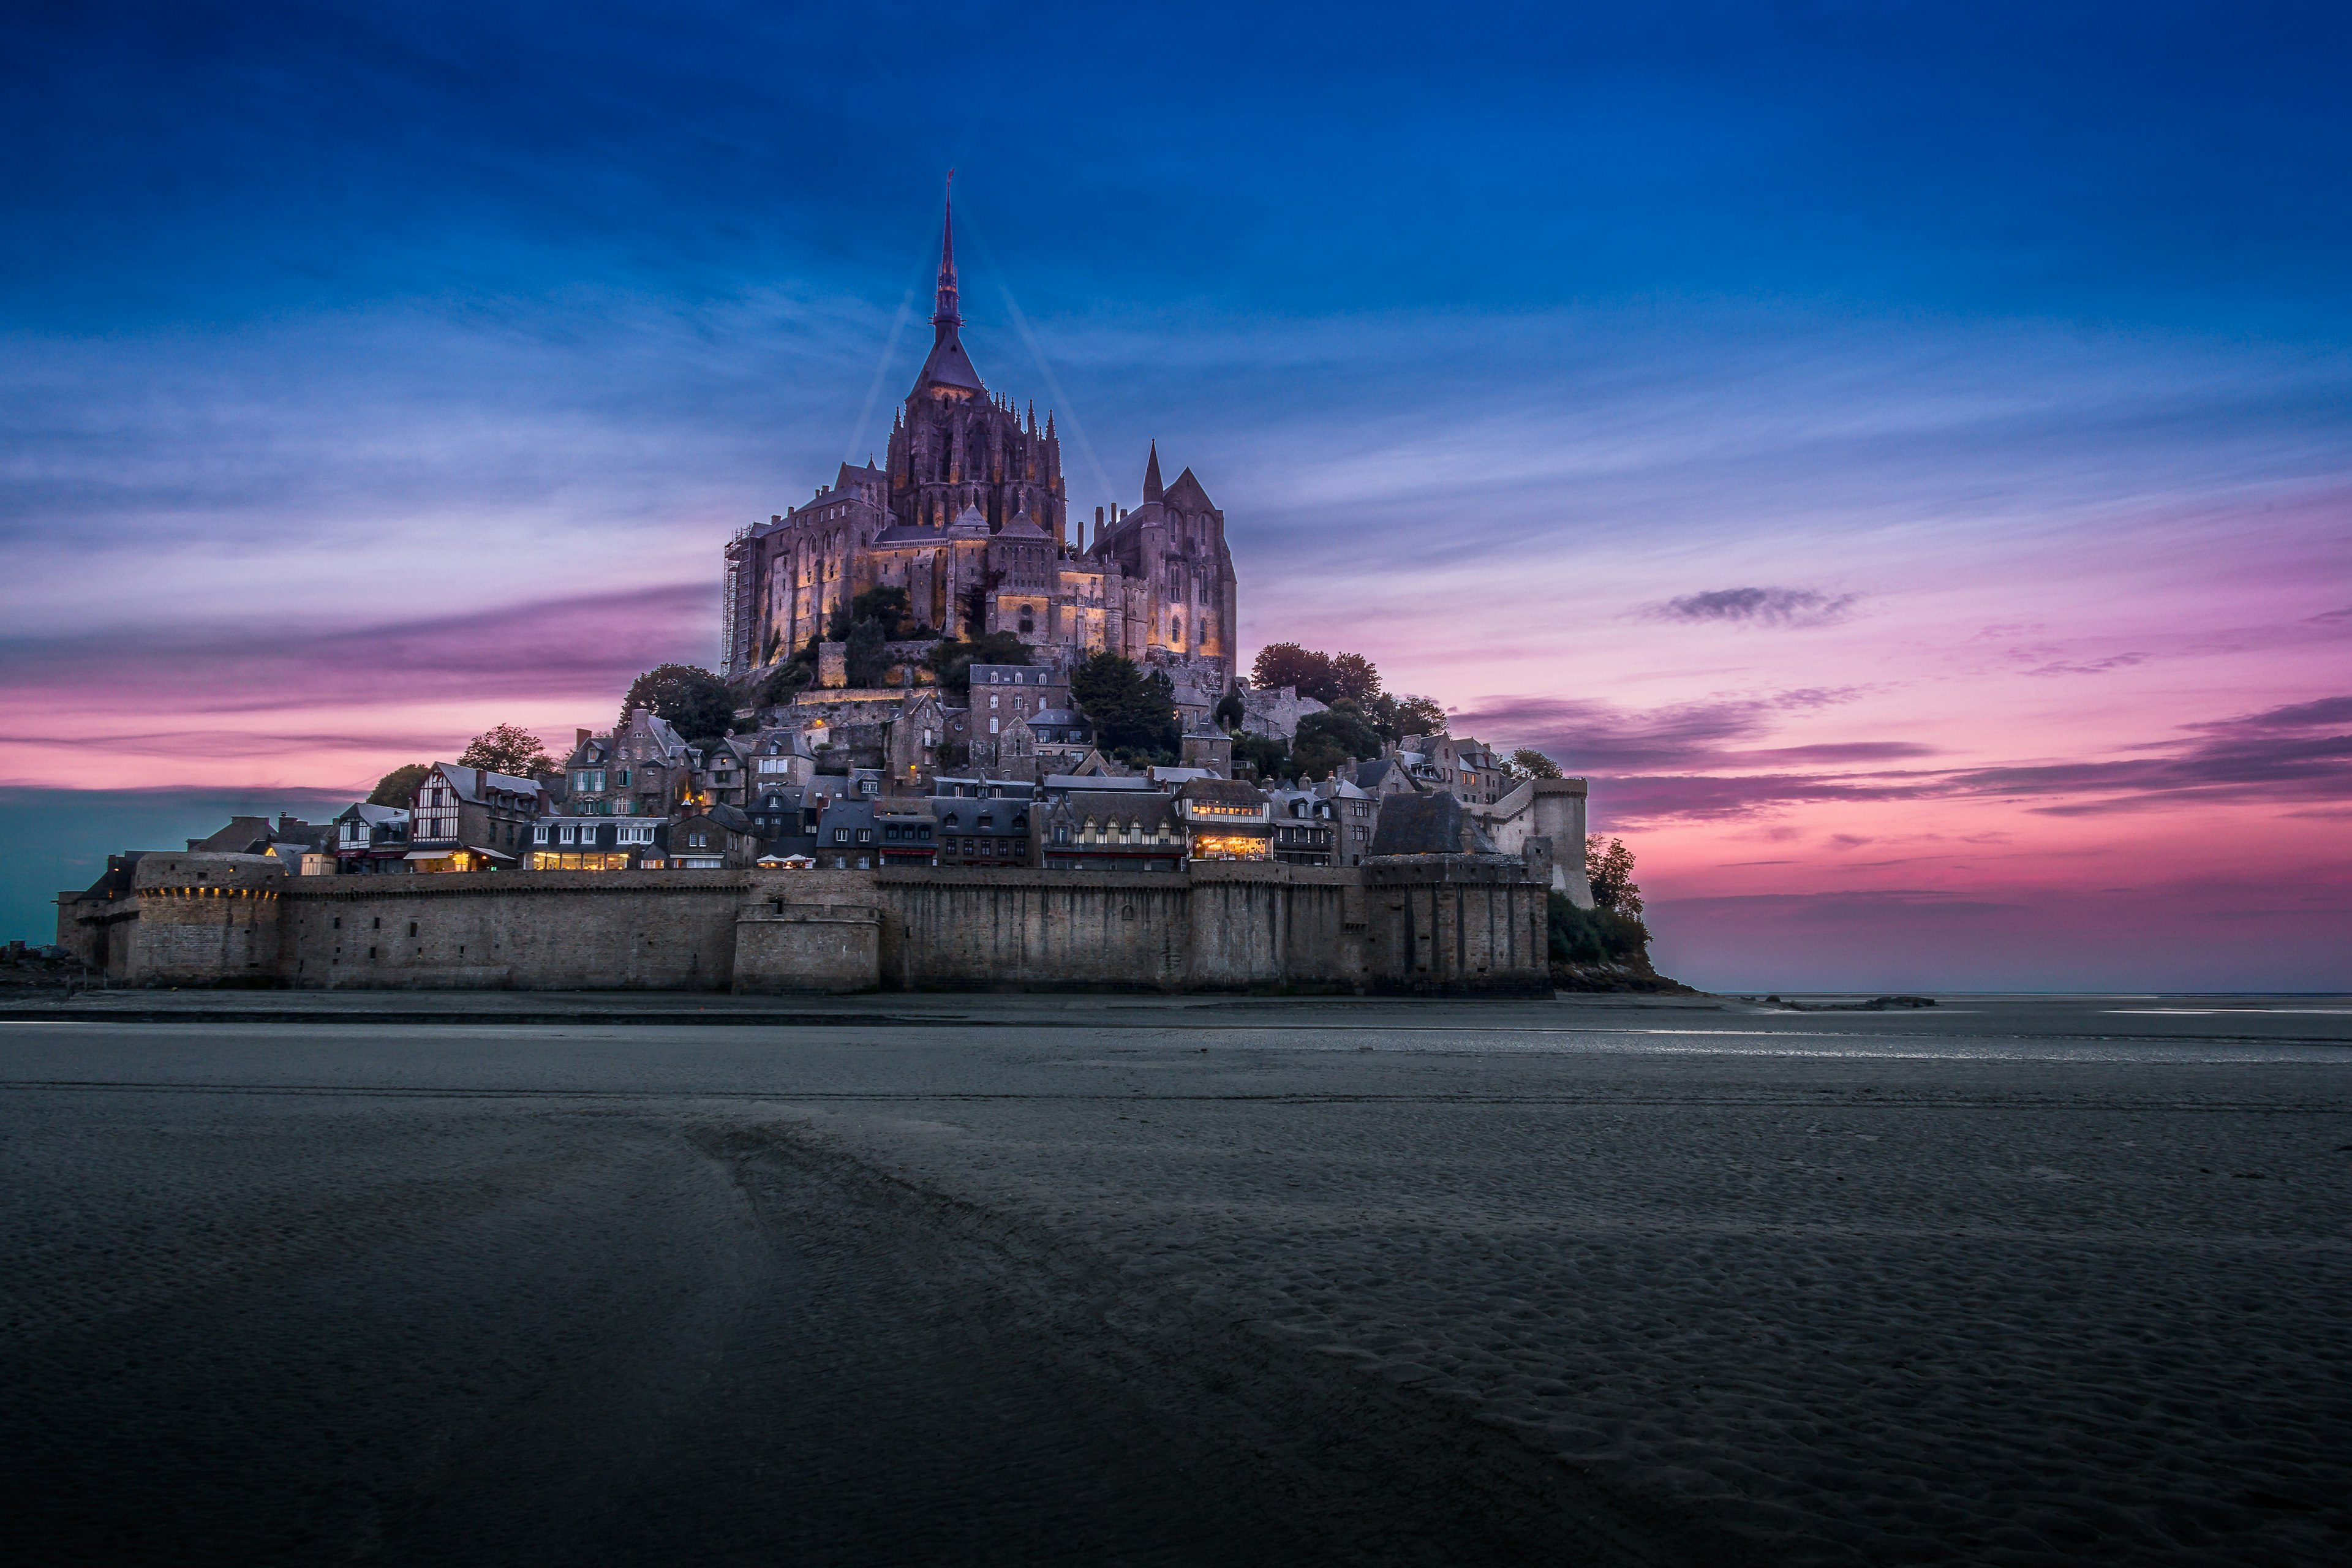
[882,180,1066,546]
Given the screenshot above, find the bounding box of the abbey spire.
[1142,439,1164,503]
[910,173,984,397]
[931,170,961,337]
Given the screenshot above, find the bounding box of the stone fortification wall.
[124,853,290,987]
[1475,777,1594,907]
[873,862,1377,992]
[80,856,1551,996]
[274,869,863,991]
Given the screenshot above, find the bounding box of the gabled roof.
[1057,791,1178,829]
[997,508,1051,539]
[947,503,990,537]
[434,763,540,802]
[1175,777,1261,806]
[1162,466,1215,513]
[187,816,274,854]
[872,519,943,546]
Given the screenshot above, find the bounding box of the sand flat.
[2,994,2346,1564]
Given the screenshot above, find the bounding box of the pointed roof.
[947,503,990,537]
[931,171,960,334]
[1142,440,1164,503]
[1164,465,1215,511]
[998,507,1051,539]
[915,333,985,394]
[914,173,985,394]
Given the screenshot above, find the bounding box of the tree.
[1295,699,1383,763]
[924,630,1031,695]
[1214,688,1246,731]
[1547,891,1651,965]
[1251,642,1332,698]
[1231,733,1291,781]
[846,585,918,638]
[368,763,429,807]
[1250,643,1385,706]
[456,723,552,777]
[1070,652,1180,760]
[1366,692,1448,744]
[619,664,736,739]
[1329,652,1382,703]
[845,614,891,688]
[1289,737,1349,781]
[1586,835,1643,916]
[1509,747,1563,780]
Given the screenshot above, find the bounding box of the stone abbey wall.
[70,854,1554,996]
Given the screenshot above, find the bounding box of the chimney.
[576,728,590,748]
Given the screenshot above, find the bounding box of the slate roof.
[916,332,985,393]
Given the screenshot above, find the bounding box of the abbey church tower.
[721,184,1239,693]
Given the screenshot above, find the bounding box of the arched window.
[1171,614,1183,644]
[1019,606,1034,633]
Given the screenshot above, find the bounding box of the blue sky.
[5,1,2348,986]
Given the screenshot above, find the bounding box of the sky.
[3,0,2348,989]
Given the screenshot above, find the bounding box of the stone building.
[564,710,692,819]
[720,187,1238,696]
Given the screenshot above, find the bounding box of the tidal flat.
[4,993,2347,1566]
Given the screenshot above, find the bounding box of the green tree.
[845,614,891,687]
[368,763,429,807]
[1585,834,1643,916]
[1253,642,1335,699]
[1295,699,1384,763]
[1329,652,1382,703]
[1289,737,1349,781]
[619,664,736,739]
[925,631,1031,695]
[456,723,552,777]
[1214,688,1246,731]
[1547,891,1651,964]
[1365,692,1448,743]
[1231,732,1291,781]
[845,585,927,639]
[1250,643,1384,706]
[1070,652,1180,760]
[1509,747,1563,780]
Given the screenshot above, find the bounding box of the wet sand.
[4,994,2348,1564]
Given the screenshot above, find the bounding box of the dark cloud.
[1457,689,2352,825]
[1642,587,1860,628]
[2018,652,2147,677]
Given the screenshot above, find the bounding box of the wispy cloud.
[1642,586,1861,628]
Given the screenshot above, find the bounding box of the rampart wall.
[66,855,1553,996]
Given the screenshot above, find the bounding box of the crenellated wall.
[65,855,1552,996]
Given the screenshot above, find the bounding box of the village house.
[671,805,761,870]
[1174,777,1272,862]
[929,777,1036,867]
[1038,790,1184,873]
[331,804,411,873]
[529,815,665,871]
[1265,787,1339,867]
[409,763,541,872]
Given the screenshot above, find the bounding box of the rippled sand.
[4,995,2347,1564]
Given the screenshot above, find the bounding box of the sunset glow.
[4,3,2345,987]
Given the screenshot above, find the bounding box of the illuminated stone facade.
[722,189,1238,695]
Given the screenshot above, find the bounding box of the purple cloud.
[1642,586,1860,628]
[0,583,716,715]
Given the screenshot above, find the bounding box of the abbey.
[720,190,1239,693]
